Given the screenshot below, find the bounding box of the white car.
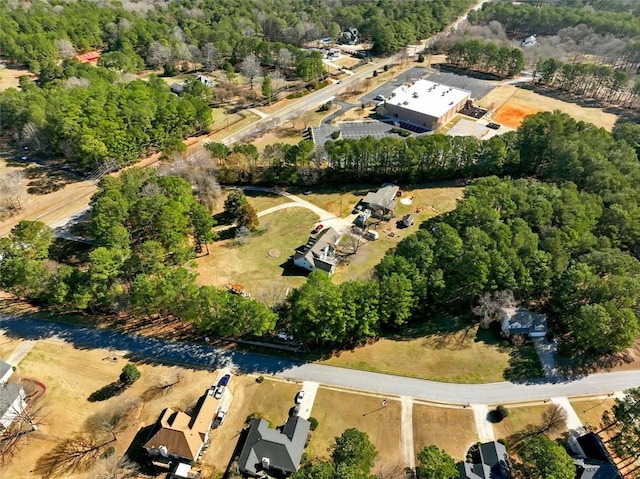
[295,391,305,404]
[214,386,225,399]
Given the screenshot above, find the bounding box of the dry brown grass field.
[305,388,402,470]
[491,403,569,444]
[3,341,220,479]
[413,403,477,460]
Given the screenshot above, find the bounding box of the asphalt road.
[2,314,639,405]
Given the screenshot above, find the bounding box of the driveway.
[2,314,639,406]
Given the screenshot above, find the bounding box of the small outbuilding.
[401,214,414,227]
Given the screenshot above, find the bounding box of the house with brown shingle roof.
[144,391,217,463]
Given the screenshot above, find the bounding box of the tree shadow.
[87,381,126,402]
[503,345,545,383]
[48,238,92,265]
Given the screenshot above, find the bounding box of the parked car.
[311,224,324,234]
[219,374,231,387]
[352,204,363,214]
[213,409,227,427]
[295,390,305,404]
[277,331,294,341]
[214,386,225,399]
[487,122,501,130]
[374,94,385,101]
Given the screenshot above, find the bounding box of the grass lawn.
[413,404,477,460]
[306,388,402,470]
[321,319,517,383]
[570,397,616,433]
[243,189,291,212]
[492,403,568,444]
[196,208,318,300]
[6,340,219,479]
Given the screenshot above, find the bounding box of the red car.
[311,224,324,234]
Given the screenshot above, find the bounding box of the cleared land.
[4,340,220,479]
[479,85,617,131]
[0,64,32,91]
[320,323,515,383]
[196,208,318,300]
[0,329,21,361]
[413,403,477,460]
[491,403,569,443]
[570,397,616,433]
[306,388,402,470]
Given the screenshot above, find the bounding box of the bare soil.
[481,85,618,130]
[0,64,34,91]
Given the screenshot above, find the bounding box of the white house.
[0,382,27,430]
[293,227,341,275]
[522,35,537,47]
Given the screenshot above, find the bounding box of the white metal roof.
[385,79,471,119]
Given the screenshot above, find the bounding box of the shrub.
[120,364,141,385]
[308,417,319,431]
[417,53,425,63]
[256,375,265,383]
[383,65,389,72]
[496,405,509,420]
[330,131,341,140]
[497,438,509,451]
[372,70,378,77]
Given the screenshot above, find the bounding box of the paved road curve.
[2,314,639,405]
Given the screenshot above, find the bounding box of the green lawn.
[244,189,291,212]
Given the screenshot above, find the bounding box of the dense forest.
[468,1,640,38]
[0,62,212,169]
[2,112,639,364]
[0,0,471,73]
[444,39,525,78]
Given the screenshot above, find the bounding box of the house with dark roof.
[238,415,310,477]
[361,185,399,218]
[499,307,547,338]
[0,360,13,385]
[458,441,512,479]
[572,433,623,479]
[0,382,27,430]
[144,390,218,463]
[293,227,341,275]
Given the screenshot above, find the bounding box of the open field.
[492,403,568,443]
[250,108,332,152]
[196,208,318,300]
[320,323,515,383]
[570,397,616,433]
[0,64,33,91]
[413,403,477,460]
[306,388,402,470]
[479,85,618,131]
[242,189,291,212]
[4,340,220,479]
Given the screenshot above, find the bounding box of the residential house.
[499,307,547,338]
[144,391,218,464]
[338,28,360,45]
[522,35,538,47]
[0,382,27,430]
[293,227,341,275]
[361,185,399,219]
[238,416,310,477]
[572,432,623,479]
[401,214,414,227]
[0,360,13,385]
[458,441,513,479]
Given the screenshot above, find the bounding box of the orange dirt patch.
[493,103,542,129]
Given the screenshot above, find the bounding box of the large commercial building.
[383,79,471,131]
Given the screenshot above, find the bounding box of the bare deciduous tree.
[202,43,222,72]
[0,171,26,215]
[0,402,48,465]
[142,370,183,401]
[540,403,568,435]
[146,41,172,69]
[472,290,516,328]
[241,53,262,90]
[55,39,76,59]
[278,48,292,73]
[93,455,139,479]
